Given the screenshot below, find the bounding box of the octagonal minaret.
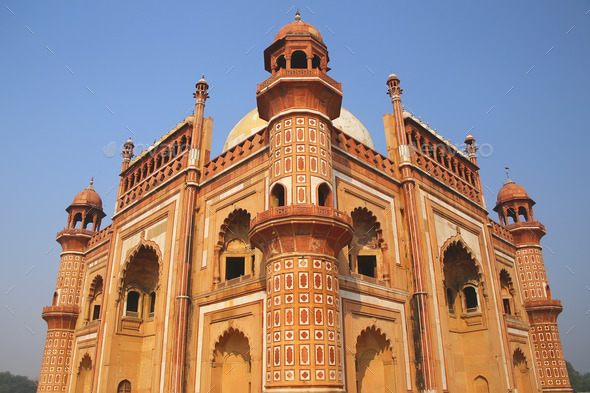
[249,12,352,392]
[37,180,105,393]
[494,178,572,393]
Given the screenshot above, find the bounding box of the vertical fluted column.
[170,76,208,393]
[387,74,437,392]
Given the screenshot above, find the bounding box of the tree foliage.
[0,371,37,393]
[567,362,590,393]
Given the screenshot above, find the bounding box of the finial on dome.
[295,10,301,21]
[504,167,513,183]
[87,176,95,190]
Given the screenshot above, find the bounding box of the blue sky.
[1,0,589,379]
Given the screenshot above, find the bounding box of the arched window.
[125,291,140,317]
[317,183,332,207]
[163,148,170,164]
[121,245,159,320]
[83,214,94,231]
[446,288,455,313]
[171,141,178,158]
[53,292,58,306]
[73,213,83,229]
[506,207,517,224]
[275,55,286,71]
[311,55,321,69]
[518,206,529,222]
[89,276,103,321]
[219,210,255,283]
[442,241,482,316]
[149,292,156,318]
[117,380,131,393]
[350,208,383,280]
[291,50,307,69]
[500,270,515,315]
[463,286,478,312]
[270,183,286,207]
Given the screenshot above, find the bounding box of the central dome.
[223,108,375,151]
[273,13,323,43]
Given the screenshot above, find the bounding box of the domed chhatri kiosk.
[36,13,571,393]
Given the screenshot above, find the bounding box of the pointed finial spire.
[295,10,301,21]
[504,167,513,183]
[87,176,95,190]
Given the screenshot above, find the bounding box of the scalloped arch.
[217,208,251,248]
[78,352,92,371]
[351,207,384,247]
[87,274,103,300]
[440,234,484,284]
[118,238,163,299]
[513,347,528,363]
[499,269,515,292]
[355,324,394,352]
[211,326,252,362]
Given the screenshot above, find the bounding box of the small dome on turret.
[71,178,103,210]
[274,12,323,43]
[196,74,208,86]
[495,179,531,207]
[387,73,400,82]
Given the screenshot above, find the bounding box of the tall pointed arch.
[74,353,92,393]
[211,327,252,393]
[119,238,162,298]
[355,326,396,393]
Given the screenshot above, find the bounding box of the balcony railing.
[257,68,341,93]
[250,204,352,229]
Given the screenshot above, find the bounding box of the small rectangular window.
[226,257,245,280]
[357,255,376,278]
[92,305,101,320]
[503,299,511,315]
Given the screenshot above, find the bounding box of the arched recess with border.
[349,207,387,280]
[112,237,162,393]
[440,235,485,314]
[513,348,535,393]
[215,209,257,284]
[74,353,92,393]
[118,238,162,307]
[499,269,517,316]
[87,275,103,322]
[210,328,252,393]
[473,375,489,393]
[355,326,398,393]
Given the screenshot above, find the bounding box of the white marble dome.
[223,107,375,151]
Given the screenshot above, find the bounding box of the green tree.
[0,371,37,393]
[567,361,590,393]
